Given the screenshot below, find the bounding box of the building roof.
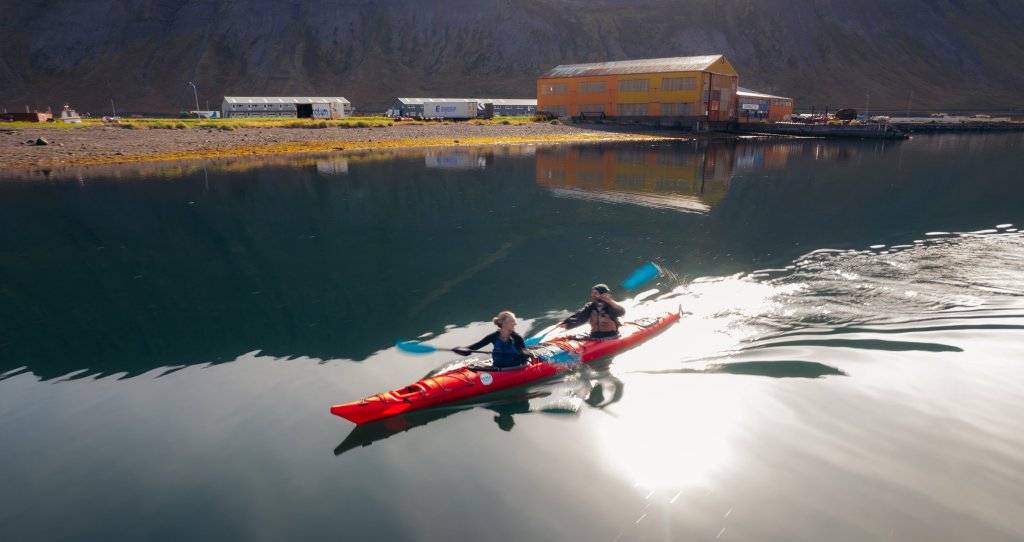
[394,98,536,106]
[223,97,350,104]
[737,87,790,100]
[540,55,733,79]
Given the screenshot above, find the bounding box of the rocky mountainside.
[2,0,1022,115]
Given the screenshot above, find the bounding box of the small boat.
[330,309,681,424]
[60,104,82,124]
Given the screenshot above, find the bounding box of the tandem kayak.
[330,309,681,425]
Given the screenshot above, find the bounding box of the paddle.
[398,261,665,353]
[524,323,561,346]
[397,338,581,367]
[395,340,489,355]
[524,261,664,346]
[621,261,662,290]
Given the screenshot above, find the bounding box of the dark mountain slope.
[1,0,1021,114]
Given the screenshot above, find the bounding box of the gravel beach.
[0,122,672,172]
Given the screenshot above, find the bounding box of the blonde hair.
[492,310,516,327]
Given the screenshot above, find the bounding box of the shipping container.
[421,100,477,119]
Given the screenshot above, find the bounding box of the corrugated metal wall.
[537,70,739,121]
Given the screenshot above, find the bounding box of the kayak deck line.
[331,310,681,425]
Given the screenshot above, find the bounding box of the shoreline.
[0,122,678,171]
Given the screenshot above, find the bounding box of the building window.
[658,153,692,167]
[579,104,606,114]
[541,168,566,181]
[618,79,649,92]
[662,103,699,116]
[618,103,648,116]
[577,146,603,161]
[719,88,734,109]
[542,83,567,95]
[578,81,607,94]
[655,178,690,191]
[615,174,644,188]
[616,149,645,164]
[662,77,697,91]
[542,105,567,116]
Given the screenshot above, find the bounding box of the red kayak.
[331,309,681,424]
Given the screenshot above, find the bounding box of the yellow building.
[537,55,739,123]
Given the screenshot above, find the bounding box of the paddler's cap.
[592,284,610,294]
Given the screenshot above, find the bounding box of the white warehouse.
[221,97,353,119]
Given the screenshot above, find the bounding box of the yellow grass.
[48,134,670,168]
[3,115,678,169]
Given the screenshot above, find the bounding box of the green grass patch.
[104,116,395,130]
[3,115,549,131]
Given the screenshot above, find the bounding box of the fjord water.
[2,134,1023,541]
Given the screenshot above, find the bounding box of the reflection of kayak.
[330,310,681,425]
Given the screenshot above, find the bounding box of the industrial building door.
[296,104,313,118]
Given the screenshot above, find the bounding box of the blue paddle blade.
[621,261,661,289]
[547,349,580,364]
[395,340,438,354]
[537,348,580,365]
[525,323,560,346]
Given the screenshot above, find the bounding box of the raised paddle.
[621,261,662,290]
[524,323,562,346]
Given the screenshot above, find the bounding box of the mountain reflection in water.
[0,135,1018,383]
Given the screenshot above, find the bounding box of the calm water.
[2,134,1023,541]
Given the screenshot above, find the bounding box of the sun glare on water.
[590,374,746,491]
[587,275,793,491]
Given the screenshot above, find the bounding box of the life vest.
[588,302,620,333]
[491,335,522,368]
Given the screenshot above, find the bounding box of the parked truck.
[421,100,477,120]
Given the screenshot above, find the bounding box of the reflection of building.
[316,158,349,175]
[737,87,794,123]
[760,141,810,169]
[535,144,736,212]
[537,55,739,124]
[425,152,490,170]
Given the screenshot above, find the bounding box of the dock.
[731,121,908,139]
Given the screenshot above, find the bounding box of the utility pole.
[111,99,116,117]
[186,82,199,112]
[865,94,870,117]
[906,90,913,118]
